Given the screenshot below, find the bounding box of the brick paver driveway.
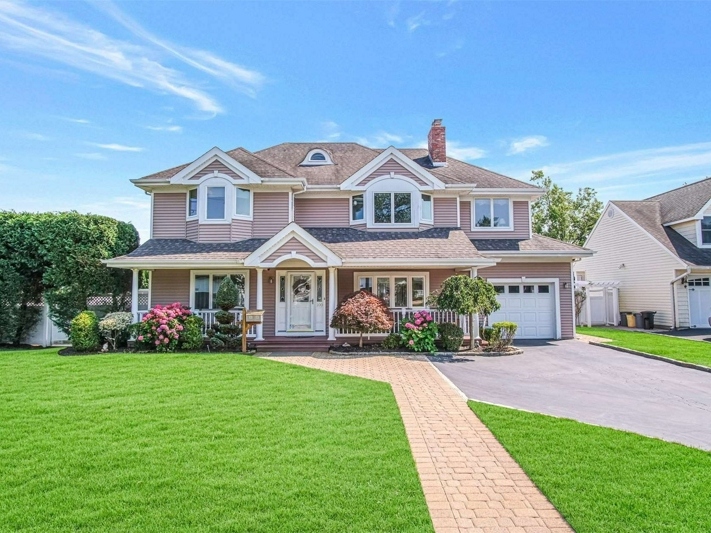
[434,339,711,451]
[264,353,570,533]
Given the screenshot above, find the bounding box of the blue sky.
[1,0,710,241]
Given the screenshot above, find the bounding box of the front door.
[689,281,711,328]
[288,273,314,331]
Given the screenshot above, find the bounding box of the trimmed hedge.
[438,322,464,351]
[70,311,100,352]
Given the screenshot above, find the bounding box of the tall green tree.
[530,170,603,247]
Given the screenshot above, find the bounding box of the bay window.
[373,192,412,224]
[206,186,226,220]
[235,187,251,217]
[188,188,198,218]
[421,194,433,222]
[355,273,428,308]
[474,198,511,229]
[351,194,364,222]
[192,271,247,310]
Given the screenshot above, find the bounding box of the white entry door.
[488,283,557,339]
[688,278,711,328]
[288,273,314,331]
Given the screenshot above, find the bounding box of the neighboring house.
[106,119,591,348]
[576,178,711,329]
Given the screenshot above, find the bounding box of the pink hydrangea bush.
[330,290,394,348]
[135,303,194,353]
[400,310,438,352]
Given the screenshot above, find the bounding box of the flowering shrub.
[98,311,134,350]
[330,290,393,348]
[400,310,438,353]
[134,303,195,353]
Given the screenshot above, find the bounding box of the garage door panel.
[492,283,556,339]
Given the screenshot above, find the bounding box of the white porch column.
[255,268,264,341]
[131,269,139,322]
[328,267,337,341]
[470,267,480,339]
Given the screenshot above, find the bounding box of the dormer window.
[473,198,512,230]
[206,186,226,220]
[702,217,711,245]
[300,149,333,166]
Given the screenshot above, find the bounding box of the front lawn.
[580,326,711,368]
[0,349,433,532]
[470,401,711,533]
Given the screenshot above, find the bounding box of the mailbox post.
[241,309,265,353]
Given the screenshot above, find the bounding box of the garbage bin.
[625,313,636,328]
[619,312,628,327]
[634,312,643,329]
[641,311,657,330]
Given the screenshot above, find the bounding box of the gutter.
[670,266,691,330]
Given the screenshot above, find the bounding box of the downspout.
[670,267,691,330]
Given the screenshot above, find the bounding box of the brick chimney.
[427,119,447,166]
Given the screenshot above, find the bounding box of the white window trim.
[186,188,198,220]
[471,197,514,231]
[300,149,333,166]
[234,187,253,221]
[697,217,711,248]
[189,270,250,311]
[421,194,433,224]
[353,272,429,309]
[350,193,365,224]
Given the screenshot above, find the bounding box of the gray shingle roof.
[112,238,267,262]
[135,142,538,189]
[305,227,485,259]
[471,234,591,253]
[644,177,711,223]
[613,200,711,267]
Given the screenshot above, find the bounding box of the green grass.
[0,349,433,532]
[470,401,711,533]
[580,326,711,368]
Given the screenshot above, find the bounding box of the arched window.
[310,152,326,161]
[300,149,333,166]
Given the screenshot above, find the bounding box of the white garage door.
[488,283,556,339]
[688,278,711,328]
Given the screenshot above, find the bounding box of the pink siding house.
[107,120,591,349]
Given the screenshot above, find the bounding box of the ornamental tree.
[428,275,500,349]
[330,290,394,348]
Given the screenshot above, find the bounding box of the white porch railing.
[335,309,471,337]
[135,310,256,337]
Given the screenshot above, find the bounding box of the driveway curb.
[589,341,711,374]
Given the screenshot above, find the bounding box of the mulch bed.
[329,344,522,357]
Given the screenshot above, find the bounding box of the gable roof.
[644,176,711,223]
[133,142,540,190]
[612,200,711,267]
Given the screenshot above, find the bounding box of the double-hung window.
[193,272,247,310]
[474,198,511,229]
[373,192,412,224]
[235,187,251,217]
[355,273,427,308]
[421,194,433,223]
[188,189,198,218]
[702,217,711,245]
[206,186,226,220]
[351,194,364,222]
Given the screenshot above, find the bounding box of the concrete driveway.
[433,340,711,451]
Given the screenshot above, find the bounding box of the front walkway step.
[264,354,571,533]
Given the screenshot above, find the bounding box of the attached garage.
[488,282,559,339]
[688,277,711,328]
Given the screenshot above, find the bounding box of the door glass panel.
[279,276,286,302]
[316,276,323,302]
[394,277,408,307]
[194,275,209,309]
[494,285,505,294]
[538,285,550,293]
[377,277,390,306]
[411,277,425,307]
[394,193,412,223]
[374,193,391,223]
[292,275,311,302]
[523,285,535,294]
[508,285,520,294]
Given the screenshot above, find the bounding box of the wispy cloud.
[21,132,50,141]
[405,12,429,33]
[540,141,711,188]
[146,125,182,133]
[385,1,399,27]
[62,117,90,124]
[92,143,144,152]
[437,38,465,58]
[356,131,407,147]
[0,0,265,115]
[75,152,107,160]
[508,135,549,155]
[319,120,342,141]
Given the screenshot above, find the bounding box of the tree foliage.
[530,170,603,247]
[0,211,139,341]
[330,290,394,348]
[429,275,500,349]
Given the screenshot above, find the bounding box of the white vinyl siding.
[576,204,686,328]
[672,220,698,245]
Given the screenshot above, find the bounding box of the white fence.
[335,309,470,337]
[136,309,257,337]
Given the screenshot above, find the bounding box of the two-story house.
[107,120,591,349]
[576,178,711,329]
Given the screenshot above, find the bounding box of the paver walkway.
[264,354,570,533]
